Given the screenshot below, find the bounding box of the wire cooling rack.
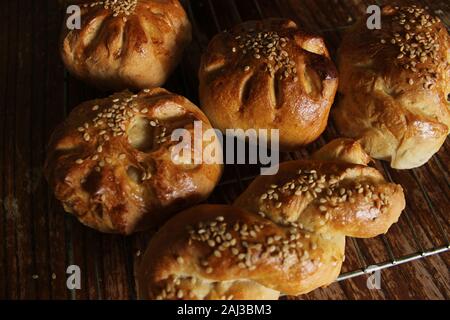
[183,0,450,283]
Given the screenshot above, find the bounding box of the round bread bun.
[44,88,223,235]
[199,18,338,151]
[334,5,450,169]
[60,0,192,90]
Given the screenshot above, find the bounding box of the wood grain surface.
[0,0,448,300]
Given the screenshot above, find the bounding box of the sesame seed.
[388,6,442,88]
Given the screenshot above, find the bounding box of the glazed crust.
[199,19,338,151]
[44,88,223,234]
[311,138,373,166]
[334,5,450,169]
[137,140,405,299]
[60,0,192,90]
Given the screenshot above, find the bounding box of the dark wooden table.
[0,0,448,300]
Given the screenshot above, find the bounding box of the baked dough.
[137,140,405,299]
[199,19,338,150]
[61,0,192,90]
[334,5,450,169]
[45,88,223,234]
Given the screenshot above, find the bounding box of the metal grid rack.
[182,0,450,284]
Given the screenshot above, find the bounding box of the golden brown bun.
[44,88,223,235]
[137,140,405,299]
[60,0,192,90]
[334,5,450,169]
[199,19,338,151]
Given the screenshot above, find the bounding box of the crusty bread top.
[61,0,192,90]
[339,5,449,95]
[199,18,338,150]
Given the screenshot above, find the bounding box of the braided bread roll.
[137,139,405,299]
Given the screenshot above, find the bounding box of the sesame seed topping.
[233,29,297,80]
[380,6,442,87]
[84,0,138,17]
[258,167,391,227]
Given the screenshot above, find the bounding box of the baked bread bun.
[137,140,405,299]
[334,5,450,169]
[60,0,192,90]
[198,19,338,151]
[44,88,223,234]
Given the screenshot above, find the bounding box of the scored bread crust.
[60,0,192,90]
[137,139,405,300]
[334,5,450,169]
[44,88,223,235]
[199,18,338,151]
